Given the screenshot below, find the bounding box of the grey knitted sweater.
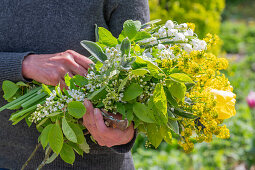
[0,1,150,169]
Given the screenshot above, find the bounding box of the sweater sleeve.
[104,0,149,153]
[0,52,32,89]
[105,0,150,37]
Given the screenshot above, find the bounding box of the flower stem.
[37,147,52,170]
[21,143,41,170]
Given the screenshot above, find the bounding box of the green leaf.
[168,82,186,102]
[131,68,149,76]
[98,27,118,47]
[123,20,141,40]
[160,126,172,144]
[153,84,167,121]
[122,83,143,101]
[116,102,125,115]
[42,84,52,96]
[69,123,85,144]
[68,142,84,156]
[64,73,72,87]
[16,81,29,87]
[133,102,155,123]
[60,143,75,165]
[134,31,152,42]
[120,38,131,57]
[68,101,87,119]
[172,108,197,119]
[146,123,163,148]
[73,75,88,87]
[45,153,58,164]
[95,61,104,72]
[2,80,19,100]
[79,139,90,154]
[167,109,179,134]
[62,117,77,143]
[80,40,108,62]
[118,30,126,42]
[87,86,107,101]
[164,87,178,107]
[169,73,194,83]
[49,123,63,154]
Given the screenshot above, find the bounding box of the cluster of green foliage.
[220,21,255,54]
[149,0,225,38]
[132,55,255,170]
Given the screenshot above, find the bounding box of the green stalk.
[0,87,41,112]
[10,100,44,121]
[21,93,47,109]
[8,93,38,110]
[12,111,32,125]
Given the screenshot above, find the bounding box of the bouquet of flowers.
[0,19,236,168]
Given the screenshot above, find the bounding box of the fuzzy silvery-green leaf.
[122,83,143,101]
[123,20,141,40]
[68,101,86,119]
[62,117,77,143]
[80,40,107,62]
[95,24,99,42]
[120,38,131,57]
[2,80,19,100]
[49,123,63,154]
[168,82,186,102]
[118,76,129,92]
[60,143,75,165]
[146,123,163,148]
[69,123,85,144]
[133,102,155,123]
[169,73,194,84]
[98,27,118,47]
[141,19,162,28]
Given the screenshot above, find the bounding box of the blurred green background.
[132,0,255,169]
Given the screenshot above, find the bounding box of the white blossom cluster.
[139,20,207,54]
[29,89,86,123]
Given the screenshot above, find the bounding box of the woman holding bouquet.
[0,0,149,169]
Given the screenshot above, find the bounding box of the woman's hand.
[22,50,93,89]
[83,99,134,147]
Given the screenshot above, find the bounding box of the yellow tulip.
[210,89,236,119]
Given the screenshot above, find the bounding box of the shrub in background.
[149,0,225,38]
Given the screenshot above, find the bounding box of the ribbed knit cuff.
[0,52,33,88]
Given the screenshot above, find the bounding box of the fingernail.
[84,99,89,107]
[94,108,100,116]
